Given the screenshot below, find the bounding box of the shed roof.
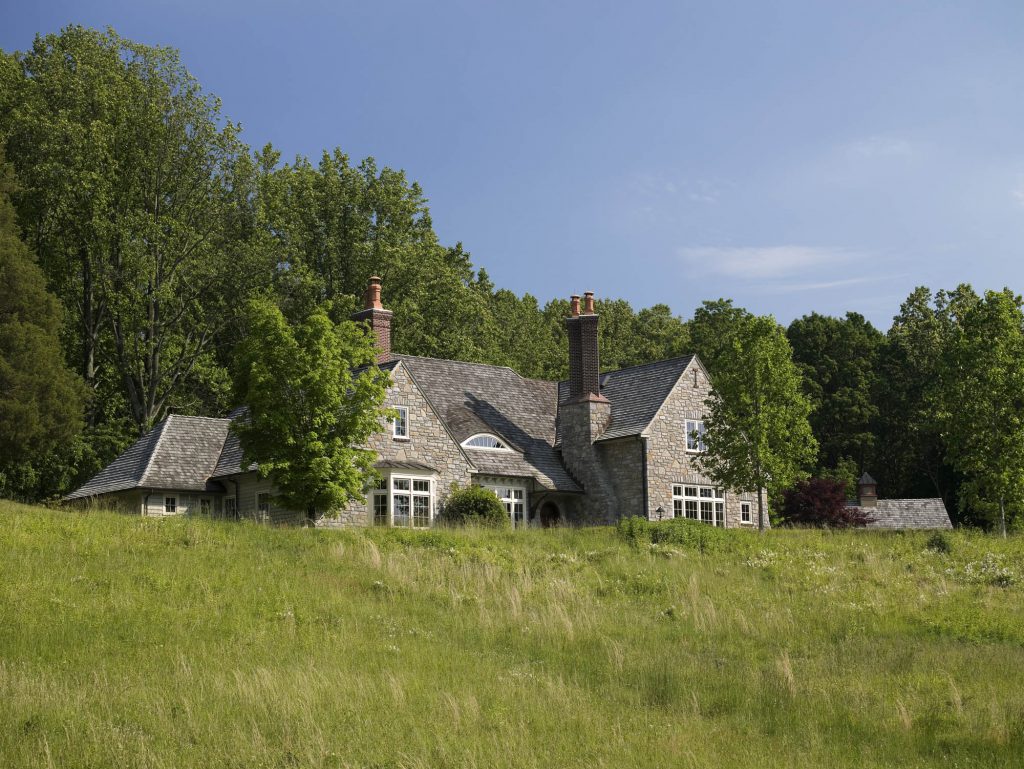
[850,499,953,529]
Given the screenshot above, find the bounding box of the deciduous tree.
[231,299,391,519]
[695,309,818,530]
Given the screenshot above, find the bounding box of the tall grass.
[1,501,1022,768]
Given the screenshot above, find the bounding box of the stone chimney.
[857,472,878,508]
[350,276,393,364]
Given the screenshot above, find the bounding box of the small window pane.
[393,494,411,526]
[165,497,177,514]
[685,486,698,497]
[699,488,713,498]
[393,407,409,438]
[672,485,683,497]
[700,501,714,523]
[373,493,388,525]
[375,477,387,490]
[685,500,698,519]
[465,434,507,449]
[413,496,430,527]
[413,479,430,493]
[673,499,682,518]
[393,478,410,491]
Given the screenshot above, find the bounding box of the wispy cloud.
[678,245,857,280]
[763,276,893,293]
[844,136,916,159]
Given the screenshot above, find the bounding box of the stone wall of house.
[597,437,645,519]
[558,398,619,524]
[643,359,767,529]
[320,363,475,528]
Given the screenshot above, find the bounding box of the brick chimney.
[857,472,878,508]
[565,291,608,405]
[350,276,393,364]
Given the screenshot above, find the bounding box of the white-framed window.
[370,473,434,528]
[392,406,409,440]
[484,484,528,529]
[164,496,177,514]
[685,419,706,452]
[200,498,212,515]
[462,433,510,450]
[672,484,724,527]
[257,493,270,517]
[740,501,752,525]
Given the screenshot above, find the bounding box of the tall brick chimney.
[560,290,616,521]
[351,276,393,364]
[857,472,878,508]
[565,291,607,404]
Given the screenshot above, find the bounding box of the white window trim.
[164,496,177,514]
[685,419,706,453]
[671,484,725,527]
[370,471,435,528]
[461,433,512,451]
[740,501,753,525]
[392,406,410,441]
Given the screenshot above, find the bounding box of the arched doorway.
[539,501,561,528]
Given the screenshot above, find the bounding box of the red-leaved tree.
[781,478,876,528]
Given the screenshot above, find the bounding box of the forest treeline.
[1,26,1022,529]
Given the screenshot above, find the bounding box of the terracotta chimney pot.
[570,295,581,317]
[583,291,595,315]
[365,276,383,310]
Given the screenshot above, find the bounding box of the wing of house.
[847,473,953,529]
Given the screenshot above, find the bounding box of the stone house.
[67,278,764,528]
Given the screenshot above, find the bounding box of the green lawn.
[1,501,1022,768]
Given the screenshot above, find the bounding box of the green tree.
[875,285,977,514]
[689,299,751,376]
[1,26,264,433]
[0,149,87,498]
[786,312,883,474]
[695,310,818,530]
[939,289,1024,535]
[232,299,392,519]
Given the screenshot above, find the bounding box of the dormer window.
[462,433,510,450]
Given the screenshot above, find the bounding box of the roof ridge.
[138,417,172,488]
[601,354,695,377]
[396,353,524,378]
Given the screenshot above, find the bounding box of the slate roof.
[849,499,953,530]
[395,355,581,492]
[210,407,253,478]
[65,415,231,500]
[556,355,695,443]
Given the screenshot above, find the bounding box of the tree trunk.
[1000,495,1007,539]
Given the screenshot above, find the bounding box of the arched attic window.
[462,433,511,450]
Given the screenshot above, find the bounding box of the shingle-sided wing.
[397,356,580,492]
[556,355,695,443]
[66,415,230,500]
[862,499,953,529]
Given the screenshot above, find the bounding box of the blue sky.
[3,1,1024,329]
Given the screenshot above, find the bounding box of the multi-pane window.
[462,434,510,450]
[257,493,270,517]
[200,498,212,515]
[672,484,724,527]
[485,485,527,529]
[164,496,177,514]
[740,501,752,525]
[685,420,706,452]
[372,474,434,528]
[225,497,237,518]
[392,406,409,439]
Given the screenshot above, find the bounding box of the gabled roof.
[65,415,230,500]
[210,407,252,478]
[850,499,953,529]
[396,355,581,492]
[556,355,696,443]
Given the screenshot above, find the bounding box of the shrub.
[781,477,875,528]
[616,515,652,545]
[925,531,952,554]
[437,484,510,528]
[649,517,731,553]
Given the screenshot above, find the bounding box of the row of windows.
[163,494,268,517]
[670,485,754,527]
[372,476,433,528]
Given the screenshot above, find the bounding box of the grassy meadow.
[1,501,1022,768]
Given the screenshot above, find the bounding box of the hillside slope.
[1,502,1022,768]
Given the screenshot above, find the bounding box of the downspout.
[143,491,151,517]
[640,437,649,520]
